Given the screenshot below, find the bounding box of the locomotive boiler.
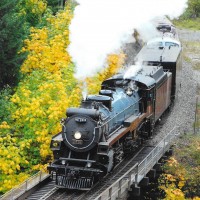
[47,65,173,190]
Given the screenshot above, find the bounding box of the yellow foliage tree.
[0,5,74,193]
[0,2,125,194]
[86,53,125,94]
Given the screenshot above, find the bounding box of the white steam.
[68,0,187,80]
[124,63,142,79]
[82,82,88,100]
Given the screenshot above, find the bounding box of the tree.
[0,0,47,90]
[0,0,26,89]
[188,0,200,18]
[159,135,200,198]
[180,0,200,19]
[47,0,64,14]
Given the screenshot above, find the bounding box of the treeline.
[181,0,200,19]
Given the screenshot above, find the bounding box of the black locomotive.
[47,18,182,189]
[48,54,181,190]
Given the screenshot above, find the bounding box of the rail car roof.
[102,65,167,89]
[146,37,180,47]
[135,44,181,63]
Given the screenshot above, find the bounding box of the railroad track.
[37,124,170,200]
[24,146,145,200]
[25,181,58,200]
[25,134,162,200]
[48,189,86,200]
[26,186,86,200]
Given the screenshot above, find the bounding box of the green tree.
[0,0,48,90]
[181,0,200,19]
[0,0,27,89]
[188,0,200,18]
[47,0,64,14]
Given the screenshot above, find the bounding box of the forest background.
[0,0,199,198]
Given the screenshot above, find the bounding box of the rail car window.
[147,41,179,48]
[147,37,180,48]
[165,42,179,47]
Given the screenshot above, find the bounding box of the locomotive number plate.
[75,117,87,123]
[72,139,83,145]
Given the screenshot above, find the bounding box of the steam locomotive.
[47,17,182,190]
[47,35,182,189]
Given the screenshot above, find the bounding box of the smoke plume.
[123,63,142,79]
[68,0,187,80]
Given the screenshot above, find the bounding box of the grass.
[183,41,200,53]
[193,62,200,70]
[181,41,200,70]
[173,18,200,30]
[180,33,200,131]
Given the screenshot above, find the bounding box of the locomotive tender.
[48,63,177,190]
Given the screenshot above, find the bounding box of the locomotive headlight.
[61,160,66,165]
[74,131,82,140]
[87,162,92,168]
